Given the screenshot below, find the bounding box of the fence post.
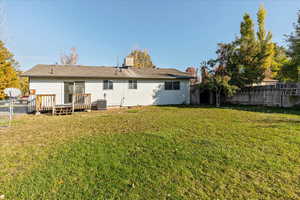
[8,97,13,127]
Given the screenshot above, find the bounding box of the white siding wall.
[29,78,64,104]
[30,78,190,106]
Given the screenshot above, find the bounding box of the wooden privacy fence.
[28,93,92,114]
[228,83,300,108]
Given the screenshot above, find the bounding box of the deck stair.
[53,105,73,115]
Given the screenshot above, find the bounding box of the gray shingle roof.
[22,64,192,80]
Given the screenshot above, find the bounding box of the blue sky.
[3,0,300,71]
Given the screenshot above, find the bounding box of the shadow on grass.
[220,104,300,116]
[155,104,214,109]
[155,104,300,115]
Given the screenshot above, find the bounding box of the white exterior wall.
[29,78,190,106]
[29,78,64,104]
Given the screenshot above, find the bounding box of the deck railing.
[28,93,91,114]
[73,93,92,111]
[35,94,56,113]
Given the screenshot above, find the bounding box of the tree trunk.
[216,90,221,107]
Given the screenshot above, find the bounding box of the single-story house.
[22,64,192,108]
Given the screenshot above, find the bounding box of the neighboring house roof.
[22,64,192,80]
[250,77,279,86]
[262,77,278,82]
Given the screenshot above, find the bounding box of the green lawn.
[0,106,300,199]
[0,115,9,127]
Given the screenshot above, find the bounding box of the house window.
[165,81,173,90]
[173,81,180,90]
[103,80,113,90]
[129,80,137,89]
[165,81,180,90]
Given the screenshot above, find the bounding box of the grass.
[0,106,300,199]
[126,109,140,113]
[0,115,9,127]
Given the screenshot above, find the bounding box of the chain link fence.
[0,99,28,128]
[0,100,10,127]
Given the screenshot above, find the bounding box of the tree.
[200,48,239,108]
[257,5,267,43]
[200,62,210,83]
[279,62,297,82]
[216,7,285,87]
[272,44,289,80]
[200,63,238,107]
[60,48,78,65]
[284,10,300,82]
[256,5,276,77]
[127,49,154,68]
[17,71,29,96]
[0,40,19,99]
[215,42,242,86]
[239,13,265,85]
[216,15,265,88]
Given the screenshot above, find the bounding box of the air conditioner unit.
[96,99,107,110]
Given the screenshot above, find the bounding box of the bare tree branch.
[60,47,78,65]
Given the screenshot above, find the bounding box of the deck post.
[72,82,75,113]
[35,95,40,115]
[52,95,55,115]
[72,94,75,113]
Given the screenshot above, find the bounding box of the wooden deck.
[29,93,92,115]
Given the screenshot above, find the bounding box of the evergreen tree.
[128,49,154,68]
[218,7,285,87]
[257,5,267,42]
[272,44,289,80]
[0,40,19,99]
[256,5,275,77]
[238,13,265,85]
[285,10,300,81]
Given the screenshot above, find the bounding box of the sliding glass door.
[64,82,85,104]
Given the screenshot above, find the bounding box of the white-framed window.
[103,80,113,90]
[128,80,137,89]
[165,81,180,90]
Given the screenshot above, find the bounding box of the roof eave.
[23,75,192,80]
